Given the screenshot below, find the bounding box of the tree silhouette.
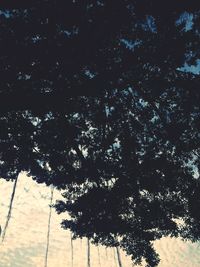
[0,1,200,266]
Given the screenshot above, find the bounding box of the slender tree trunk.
[105,247,108,259]
[44,187,54,267]
[113,248,118,267]
[2,175,19,242]
[70,232,74,267]
[97,245,101,267]
[116,247,123,267]
[87,238,91,267]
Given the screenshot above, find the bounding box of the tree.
[0,1,200,266]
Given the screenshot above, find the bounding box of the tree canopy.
[1,1,200,266]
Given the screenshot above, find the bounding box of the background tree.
[0,1,200,266]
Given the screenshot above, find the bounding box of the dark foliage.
[0,1,200,266]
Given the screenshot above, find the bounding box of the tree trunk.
[87,238,91,267]
[2,175,19,242]
[116,247,123,267]
[44,187,54,267]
